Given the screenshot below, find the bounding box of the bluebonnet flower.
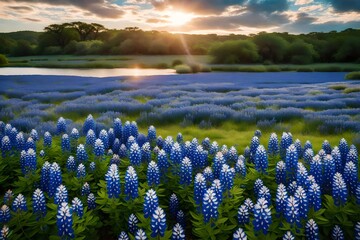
[86,129,96,147]
[49,163,62,198]
[276,161,286,184]
[122,121,131,144]
[26,137,35,151]
[355,222,360,240]
[331,147,342,174]
[193,145,207,170]
[1,136,11,156]
[194,173,207,206]
[137,134,147,147]
[109,154,119,166]
[255,145,268,174]
[304,148,314,165]
[147,161,160,186]
[0,225,9,240]
[119,144,127,158]
[128,213,138,234]
[157,149,169,174]
[233,227,247,240]
[163,136,174,155]
[283,231,294,240]
[227,146,238,163]
[40,150,45,157]
[81,182,90,196]
[106,164,121,198]
[294,139,302,159]
[308,183,321,211]
[202,137,211,151]
[76,144,88,163]
[130,143,142,166]
[287,181,298,196]
[40,161,51,192]
[42,132,52,148]
[135,229,147,240]
[286,144,298,183]
[254,179,264,198]
[70,128,79,141]
[259,186,271,205]
[310,155,323,188]
[244,146,250,161]
[339,138,349,164]
[170,142,183,165]
[108,128,115,148]
[130,121,139,138]
[147,125,156,142]
[113,118,122,141]
[175,133,183,144]
[169,193,179,217]
[66,156,76,172]
[209,141,219,155]
[305,219,319,240]
[295,186,308,220]
[94,139,105,157]
[211,179,223,204]
[151,207,167,238]
[76,163,86,179]
[24,148,37,174]
[268,133,279,157]
[61,134,70,152]
[203,166,214,183]
[220,164,235,192]
[280,132,292,160]
[346,148,358,167]
[322,140,332,155]
[249,136,260,163]
[237,204,249,225]
[323,155,335,193]
[57,202,74,239]
[253,198,272,234]
[180,157,192,185]
[318,149,326,162]
[202,188,219,223]
[83,114,95,134]
[343,161,358,195]
[304,140,312,153]
[87,193,96,210]
[156,136,164,149]
[4,124,11,136]
[12,194,27,212]
[176,210,185,229]
[332,225,344,240]
[55,185,68,205]
[72,197,83,218]
[285,196,299,227]
[254,129,262,138]
[16,132,25,150]
[32,189,46,218]
[141,142,151,163]
[57,117,67,134]
[30,129,39,142]
[144,189,159,218]
[3,190,13,205]
[112,138,120,154]
[235,156,246,178]
[296,162,308,188]
[99,129,109,150]
[213,152,226,179]
[0,205,10,224]
[90,162,95,172]
[171,223,185,240]
[276,183,288,216]
[332,172,348,206]
[357,184,360,205]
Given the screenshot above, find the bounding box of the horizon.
[0,0,360,35]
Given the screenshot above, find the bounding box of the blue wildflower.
[295,186,308,220]
[244,146,250,161]
[86,129,96,147]
[57,202,74,239]
[70,128,79,141]
[57,117,67,134]
[310,155,323,187]
[12,194,27,212]
[323,155,335,193]
[244,198,254,213]
[32,189,46,218]
[76,163,86,179]
[25,137,35,151]
[110,154,121,166]
[331,147,342,174]
[147,161,160,186]
[235,155,246,178]
[40,161,50,192]
[49,163,62,198]
[151,207,167,238]
[0,225,9,240]
[171,223,185,240]
[305,219,319,240]
[157,149,169,174]
[280,132,292,160]
[61,134,70,152]
[30,129,38,142]
[0,205,10,224]
[332,225,344,240]
[285,196,299,227]
[130,143,142,166]
[276,183,288,216]
[259,186,271,205]
[163,136,174,155]
[128,213,138,234]
[130,121,139,138]
[169,193,179,217]
[355,222,360,240]
[24,148,37,174]
[113,118,122,141]
[343,161,358,195]
[220,164,235,192]
[108,128,115,148]
[156,136,164,149]
[202,188,219,223]
[304,148,314,165]
[346,149,358,168]
[148,125,157,142]
[286,144,298,183]
[287,181,298,196]
[112,138,120,154]
[81,182,90,196]
[304,140,312,153]
[66,156,76,172]
[209,141,219,155]
[3,190,13,205]
[55,185,68,205]
[233,227,247,240]
[228,146,238,163]
[176,210,185,229]
[283,231,295,240]
[72,197,83,218]
[268,133,279,157]
[87,193,96,210]
[76,144,88,163]
[106,164,121,198]
[276,161,286,184]
[339,138,349,164]
[94,139,105,157]
[83,114,95,134]
[237,204,249,225]
[253,198,272,234]
[135,229,147,240]
[170,142,183,165]
[322,140,332,155]
[356,184,360,205]
[203,166,214,183]
[332,172,348,206]
[124,166,139,200]
[296,162,309,188]
[1,136,11,156]
[16,132,25,150]
[249,136,260,163]
[180,157,192,185]
[89,162,96,172]
[141,142,151,163]
[119,144,127,158]
[213,152,226,179]
[144,189,159,218]
[254,178,264,198]
[99,129,109,150]
[255,145,268,174]
[308,183,321,211]
[294,139,302,159]
[194,173,207,206]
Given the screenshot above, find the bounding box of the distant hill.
[0,31,41,45]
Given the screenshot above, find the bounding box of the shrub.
[266,66,281,72]
[172,59,183,67]
[296,67,314,72]
[0,54,8,65]
[343,87,360,94]
[329,85,347,90]
[238,65,266,72]
[345,71,360,80]
[175,64,192,74]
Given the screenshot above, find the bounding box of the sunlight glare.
[167,10,194,26]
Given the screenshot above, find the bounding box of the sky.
[0,0,359,34]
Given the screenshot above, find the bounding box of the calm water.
[0,67,175,77]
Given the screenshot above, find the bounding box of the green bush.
[266,65,281,72]
[0,54,8,65]
[343,87,360,93]
[238,65,266,72]
[345,71,360,80]
[296,67,314,72]
[172,59,183,67]
[175,64,192,74]
[287,40,317,64]
[329,85,347,90]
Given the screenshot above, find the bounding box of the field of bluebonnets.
[0,72,360,239]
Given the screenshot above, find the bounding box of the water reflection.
[0,67,175,77]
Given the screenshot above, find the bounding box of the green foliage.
[253,33,289,63]
[286,40,318,64]
[175,64,192,74]
[345,71,360,80]
[210,40,259,64]
[0,54,8,65]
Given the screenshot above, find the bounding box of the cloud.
[298,4,323,12]
[150,0,247,14]
[247,0,289,13]
[294,0,313,5]
[4,0,125,18]
[7,5,33,11]
[23,17,41,22]
[326,0,360,12]
[146,18,168,23]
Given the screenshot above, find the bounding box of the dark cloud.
[327,0,360,12]
[247,0,289,13]
[4,0,124,18]
[181,12,289,31]
[7,6,33,11]
[150,0,247,14]
[23,17,41,22]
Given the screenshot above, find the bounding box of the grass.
[345,71,360,80]
[329,84,347,90]
[343,87,360,94]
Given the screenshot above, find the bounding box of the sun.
[167,10,194,26]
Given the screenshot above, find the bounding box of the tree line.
[0,22,359,64]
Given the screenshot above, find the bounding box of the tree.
[253,34,289,63]
[42,24,79,48]
[286,40,318,64]
[11,40,34,56]
[334,37,360,62]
